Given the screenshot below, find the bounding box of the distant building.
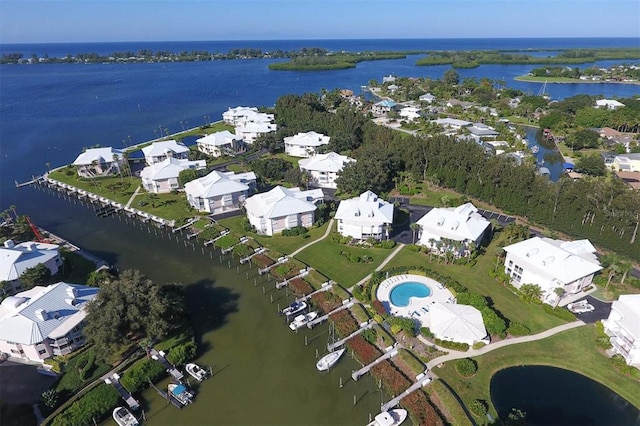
[298,152,355,189]
[613,153,640,172]
[0,240,62,294]
[196,131,245,157]
[602,294,640,368]
[184,170,256,215]
[0,282,99,362]
[234,121,277,144]
[399,106,421,122]
[432,118,472,130]
[284,131,330,158]
[596,99,625,110]
[419,93,436,103]
[503,237,602,305]
[141,140,189,165]
[140,157,206,194]
[222,106,274,126]
[244,186,324,236]
[372,100,397,115]
[334,191,394,241]
[72,147,124,178]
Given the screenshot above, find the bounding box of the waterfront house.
[140,157,206,194]
[382,75,396,83]
[0,240,63,294]
[602,294,640,368]
[0,282,98,363]
[613,153,640,172]
[284,131,331,158]
[244,186,323,236]
[141,140,189,165]
[234,121,277,144]
[419,93,436,103]
[399,106,422,122]
[298,152,355,189]
[503,237,602,305]
[432,118,472,130]
[596,99,625,110]
[196,131,245,157]
[468,123,500,143]
[223,106,266,125]
[416,202,490,255]
[334,191,394,241]
[72,147,124,178]
[184,170,256,215]
[371,100,397,115]
[429,302,489,346]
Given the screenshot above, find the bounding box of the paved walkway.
[425,320,586,370]
[351,243,406,290]
[125,185,142,208]
[290,219,334,257]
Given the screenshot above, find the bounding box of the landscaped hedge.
[120,358,166,393]
[507,322,531,336]
[311,291,342,314]
[347,334,382,365]
[542,304,576,321]
[370,360,411,395]
[400,389,445,426]
[51,384,119,426]
[330,310,359,338]
[434,338,469,352]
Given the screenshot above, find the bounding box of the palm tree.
[410,223,421,244]
[553,287,565,308]
[605,263,622,292]
[618,261,632,285]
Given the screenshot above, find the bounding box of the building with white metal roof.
[298,152,355,189]
[602,294,640,368]
[334,191,394,241]
[196,131,245,157]
[140,157,206,194]
[0,240,62,294]
[185,170,256,215]
[72,147,125,178]
[141,140,190,165]
[284,132,331,158]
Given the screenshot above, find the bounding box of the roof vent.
[450,221,460,230]
[526,248,539,257]
[542,256,555,266]
[35,309,48,321]
[437,217,445,226]
[65,298,78,307]
[354,208,360,217]
[65,286,78,298]
[3,239,15,249]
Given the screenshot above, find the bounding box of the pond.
[490,365,640,425]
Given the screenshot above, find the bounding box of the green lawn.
[384,244,566,334]
[435,325,640,422]
[134,192,195,221]
[408,188,466,208]
[295,239,392,287]
[48,169,139,205]
[218,216,331,254]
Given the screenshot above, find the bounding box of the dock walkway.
[307,299,353,329]
[259,255,288,275]
[328,320,374,351]
[221,236,248,254]
[240,247,265,264]
[204,229,230,246]
[380,374,433,412]
[150,348,184,381]
[276,267,310,289]
[104,373,140,410]
[352,346,398,381]
[298,281,333,303]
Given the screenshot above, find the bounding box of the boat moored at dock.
[280,300,307,317]
[366,409,408,426]
[289,311,318,331]
[316,347,346,371]
[112,407,139,426]
[168,383,195,406]
[186,362,209,382]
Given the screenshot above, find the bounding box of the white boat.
[366,409,408,426]
[185,362,209,381]
[316,348,346,371]
[168,383,194,405]
[280,300,307,317]
[567,300,595,313]
[531,145,539,154]
[289,311,318,331]
[112,407,139,426]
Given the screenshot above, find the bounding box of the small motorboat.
[289,311,318,331]
[280,300,307,317]
[112,407,139,426]
[316,348,346,371]
[567,300,595,313]
[185,362,209,382]
[168,383,194,406]
[366,408,408,426]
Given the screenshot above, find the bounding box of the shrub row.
[400,389,445,426]
[281,226,308,236]
[120,358,166,394]
[330,310,359,338]
[370,360,411,395]
[347,334,382,365]
[51,384,119,426]
[542,304,576,321]
[433,338,469,352]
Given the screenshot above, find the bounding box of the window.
[513,273,521,283]
[38,349,47,355]
[508,260,513,266]
[514,265,523,274]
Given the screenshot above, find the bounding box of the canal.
[30,185,382,425]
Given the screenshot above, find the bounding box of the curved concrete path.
[290,219,334,256]
[425,320,586,370]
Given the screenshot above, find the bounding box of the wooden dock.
[258,256,288,275]
[221,236,249,254]
[104,373,140,410]
[204,229,230,246]
[351,346,398,381]
[240,247,265,264]
[380,374,433,412]
[328,320,374,351]
[275,267,310,289]
[306,299,353,329]
[150,348,184,381]
[14,175,44,188]
[298,281,333,303]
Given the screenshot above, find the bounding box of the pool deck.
[376,274,455,329]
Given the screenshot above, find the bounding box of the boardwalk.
[259,255,288,275]
[352,347,398,381]
[307,299,354,329]
[381,374,433,412]
[328,320,374,351]
[240,247,266,264]
[276,267,310,289]
[297,281,333,303]
[150,348,184,381]
[104,373,140,410]
[204,229,230,246]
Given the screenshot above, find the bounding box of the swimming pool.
[389,282,432,307]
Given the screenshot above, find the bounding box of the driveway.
[569,296,613,324]
[0,361,56,404]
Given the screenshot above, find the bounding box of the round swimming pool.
[389,282,432,307]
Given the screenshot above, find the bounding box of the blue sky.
[1,0,639,43]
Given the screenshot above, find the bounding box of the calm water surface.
[490,366,640,426]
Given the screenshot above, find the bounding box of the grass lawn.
[134,192,195,221]
[383,244,566,334]
[406,187,462,208]
[48,169,140,205]
[59,249,99,283]
[295,239,392,287]
[217,216,331,254]
[434,325,640,422]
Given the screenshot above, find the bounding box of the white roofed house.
[416,203,490,257]
[72,147,124,178]
[334,191,394,241]
[602,294,640,368]
[468,123,500,143]
[502,237,603,305]
[141,140,190,165]
[185,170,256,215]
[596,99,625,110]
[298,152,355,189]
[432,118,472,130]
[223,106,274,126]
[284,131,331,158]
[244,186,324,236]
[0,240,63,294]
[399,106,422,122]
[0,282,99,362]
[235,121,277,144]
[196,131,245,158]
[429,302,489,346]
[140,157,206,194]
[419,93,436,103]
